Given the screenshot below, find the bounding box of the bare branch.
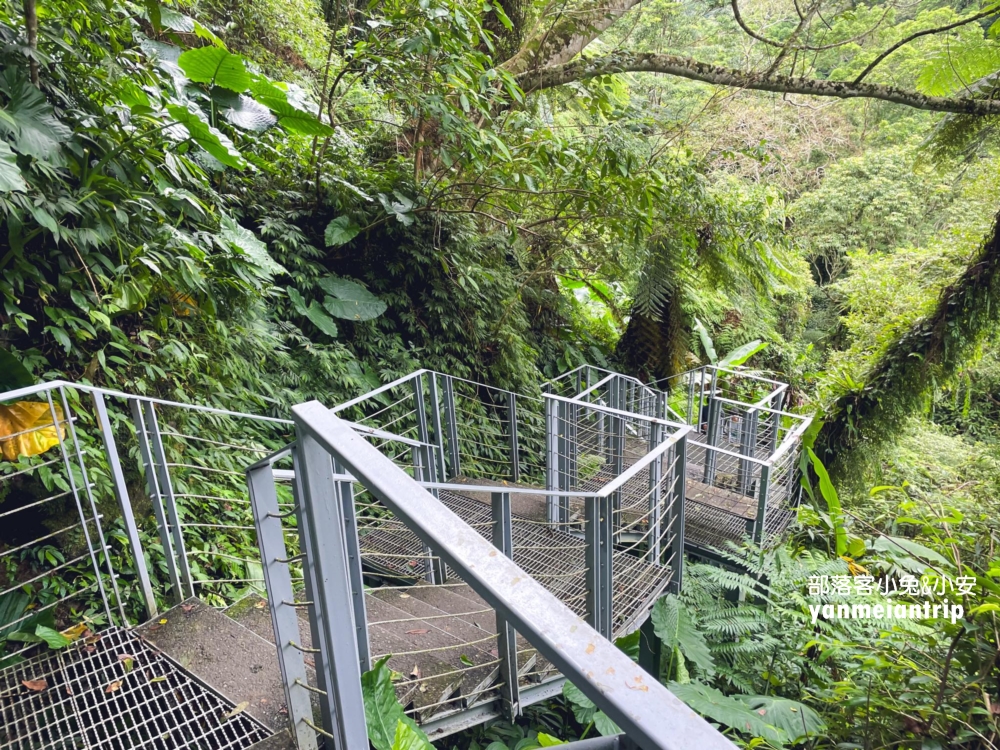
[517,51,1000,115]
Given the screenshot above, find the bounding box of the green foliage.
[362,655,432,750]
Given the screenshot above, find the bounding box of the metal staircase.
[0,364,809,749]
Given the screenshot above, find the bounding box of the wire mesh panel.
[0,626,271,749]
[134,400,294,608]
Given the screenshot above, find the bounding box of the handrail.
[291,401,736,750]
[268,424,690,498]
[329,369,428,414]
[569,372,617,401]
[543,392,687,429]
[0,379,294,425]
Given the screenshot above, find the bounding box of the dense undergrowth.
[1,0,1000,748]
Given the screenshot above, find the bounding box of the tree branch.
[516,51,1000,116]
[503,0,644,75]
[853,3,1000,84]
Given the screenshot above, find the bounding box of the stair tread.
[136,598,288,735]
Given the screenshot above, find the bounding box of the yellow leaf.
[0,402,65,460]
[59,623,90,642]
[222,701,249,720]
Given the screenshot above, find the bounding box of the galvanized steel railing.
[246,401,735,750]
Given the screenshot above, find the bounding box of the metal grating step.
[0,626,272,750]
[359,489,673,636]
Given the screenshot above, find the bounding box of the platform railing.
[247,401,734,750]
[551,366,812,554]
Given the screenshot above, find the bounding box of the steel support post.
[585,483,614,636]
[413,372,430,445]
[129,399,181,601]
[752,464,771,545]
[247,463,317,750]
[611,381,625,541]
[703,397,720,485]
[295,433,369,750]
[93,392,156,621]
[291,445,334,740]
[443,376,461,478]
[507,392,519,483]
[686,372,696,426]
[558,399,570,525]
[334,457,371,672]
[668,436,687,593]
[768,390,786,456]
[413,446,438,584]
[492,491,520,719]
[738,408,757,495]
[647,420,663,564]
[47,390,114,622]
[545,396,558,525]
[428,373,447,484]
[131,401,194,602]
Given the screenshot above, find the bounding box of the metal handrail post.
[546,396,558,524]
[703,396,720,485]
[737,408,756,495]
[129,398,182,602]
[142,401,194,601]
[93,392,156,621]
[413,372,430,445]
[335,457,371,672]
[668,435,686,593]
[492,491,521,719]
[428,373,447,484]
[443,375,461,478]
[247,461,318,750]
[647,419,663,564]
[296,432,369,750]
[291,444,335,738]
[752,464,771,545]
[507,391,519,483]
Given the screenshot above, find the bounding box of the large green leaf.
[0,71,71,161]
[668,682,784,743]
[651,595,714,677]
[177,46,251,92]
[167,104,245,169]
[0,349,34,389]
[212,91,277,132]
[692,318,717,364]
[718,340,767,369]
[268,100,333,136]
[319,276,387,321]
[362,656,429,750]
[736,695,826,741]
[0,141,26,193]
[562,682,620,736]
[0,590,29,640]
[304,302,339,338]
[806,447,847,556]
[872,536,952,571]
[324,216,361,247]
[220,215,286,276]
[391,719,433,750]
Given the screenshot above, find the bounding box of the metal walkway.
[0,363,808,749]
[0,627,271,749]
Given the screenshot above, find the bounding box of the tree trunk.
[22,0,38,86]
[815,208,1000,485]
[616,291,688,384]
